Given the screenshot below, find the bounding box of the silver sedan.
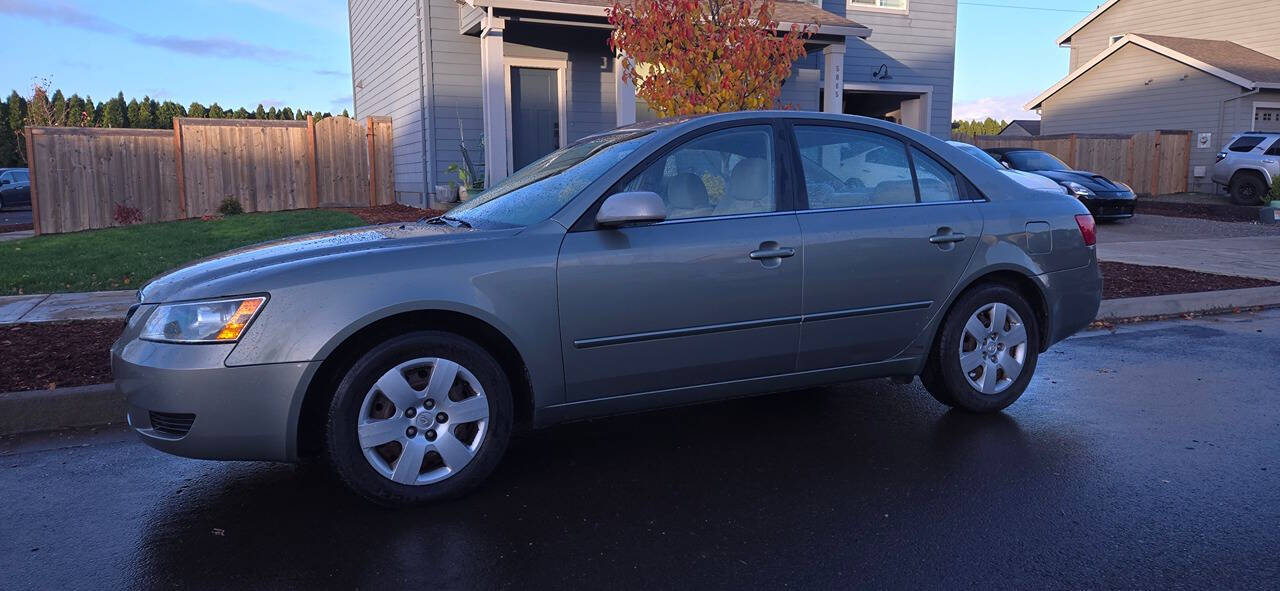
[112,112,1102,506]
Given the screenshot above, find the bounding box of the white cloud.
[952,94,1040,122]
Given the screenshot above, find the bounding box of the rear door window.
[1228,136,1266,152]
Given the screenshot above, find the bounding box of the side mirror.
[1000,160,1012,169]
[0,179,9,186]
[596,191,666,227]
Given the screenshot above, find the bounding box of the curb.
[0,383,123,437]
[1096,285,1280,321]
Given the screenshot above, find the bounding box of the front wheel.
[325,331,513,507]
[1229,173,1267,205]
[921,284,1040,413]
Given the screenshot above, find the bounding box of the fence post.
[1150,131,1163,196]
[25,129,41,236]
[1068,134,1078,169]
[173,118,187,218]
[1181,131,1192,193]
[366,116,377,207]
[307,115,320,209]
[1126,136,1136,192]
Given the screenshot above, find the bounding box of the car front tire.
[921,284,1041,413]
[325,331,513,507]
[1229,173,1267,205]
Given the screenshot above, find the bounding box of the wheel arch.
[1231,166,1271,186]
[946,267,1051,351]
[295,308,535,458]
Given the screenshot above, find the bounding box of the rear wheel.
[325,331,513,506]
[921,284,1040,413]
[1229,172,1267,205]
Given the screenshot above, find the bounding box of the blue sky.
[1,0,1098,121]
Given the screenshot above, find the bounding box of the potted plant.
[447,164,474,201]
[1266,178,1280,224]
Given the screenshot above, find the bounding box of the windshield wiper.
[423,215,472,228]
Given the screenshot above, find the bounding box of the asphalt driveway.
[3,311,1278,589]
[0,208,32,226]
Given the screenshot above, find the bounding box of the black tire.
[325,331,513,507]
[921,283,1041,413]
[1229,172,1267,206]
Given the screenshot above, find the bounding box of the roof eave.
[1054,0,1122,47]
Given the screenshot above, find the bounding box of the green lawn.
[0,209,365,295]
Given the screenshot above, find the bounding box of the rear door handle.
[749,247,796,260]
[929,232,967,244]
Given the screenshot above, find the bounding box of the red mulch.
[0,222,33,233]
[1135,200,1261,223]
[1,320,123,393]
[1101,261,1278,299]
[332,204,445,225]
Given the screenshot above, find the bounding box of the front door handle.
[929,232,967,244]
[749,247,796,260]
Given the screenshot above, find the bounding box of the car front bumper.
[111,333,319,462]
[1083,192,1136,219]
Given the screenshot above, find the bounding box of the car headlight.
[1117,181,1134,194]
[1062,181,1095,197]
[140,296,266,344]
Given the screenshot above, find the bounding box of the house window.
[849,0,908,12]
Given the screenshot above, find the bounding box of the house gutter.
[417,0,438,207]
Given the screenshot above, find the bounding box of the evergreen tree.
[82,95,96,126]
[294,108,306,121]
[101,96,125,128]
[233,107,250,119]
[188,102,208,118]
[126,99,142,128]
[341,109,350,118]
[280,107,294,121]
[65,94,86,126]
[208,103,225,118]
[0,99,11,167]
[7,91,25,136]
[267,106,278,120]
[50,89,66,126]
[254,104,267,120]
[157,101,184,128]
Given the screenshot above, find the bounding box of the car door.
[789,123,983,370]
[556,123,804,402]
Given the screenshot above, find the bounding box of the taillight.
[1075,214,1097,246]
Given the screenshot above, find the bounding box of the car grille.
[149,412,196,436]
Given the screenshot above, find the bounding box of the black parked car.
[986,148,1135,220]
[0,168,31,211]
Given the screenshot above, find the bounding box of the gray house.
[1026,0,1280,192]
[998,120,1040,137]
[348,0,957,208]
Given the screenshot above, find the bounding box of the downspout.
[416,0,438,208]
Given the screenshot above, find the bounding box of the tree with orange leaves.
[607,0,813,117]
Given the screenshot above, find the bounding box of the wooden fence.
[954,130,1192,196]
[25,115,394,235]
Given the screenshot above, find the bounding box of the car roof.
[984,147,1044,155]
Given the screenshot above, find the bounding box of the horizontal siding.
[428,0,481,195]
[1041,44,1253,192]
[349,0,426,203]
[1068,0,1280,71]
[824,0,957,138]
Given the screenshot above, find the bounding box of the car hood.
[1028,169,1129,191]
[139,222,492,303]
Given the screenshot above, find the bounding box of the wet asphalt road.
[3,312,1279,590]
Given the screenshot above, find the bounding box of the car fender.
[1232,165,1273,185]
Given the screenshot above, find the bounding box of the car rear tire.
[325,331,513,507]
[921,284,1040,413]
[1229,173,1267,205]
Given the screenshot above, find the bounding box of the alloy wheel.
[356,357,490,485]
[959,302,1029,395]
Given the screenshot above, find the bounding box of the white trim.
[843,82,933,134]
[847,0,908,15]
[1055,0,1122,47]
[504,57,569,175]
[1025,34,1266,110]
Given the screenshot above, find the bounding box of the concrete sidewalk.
[0,290,135,324]
[1098,236,1280,281]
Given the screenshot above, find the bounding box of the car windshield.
[446,132,652,228]
[948,143,1003,170]
[1006,150,1071,171]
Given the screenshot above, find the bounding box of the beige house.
[1025,0,1280,192]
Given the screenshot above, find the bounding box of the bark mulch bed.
[1101,261,1278,299]
[1135,200,1262,223]
[1,319,123,393]
[334,204,445,226]
[0,222,33,234]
